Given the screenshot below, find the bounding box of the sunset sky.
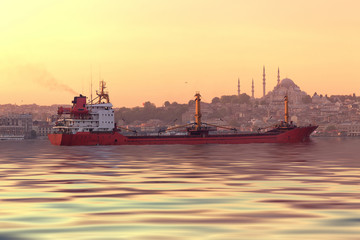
[1,0,359,107]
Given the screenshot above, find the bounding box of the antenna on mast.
[81,78,84,95]
[90,66,93,104]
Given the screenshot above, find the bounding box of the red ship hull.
[48,126,317,146]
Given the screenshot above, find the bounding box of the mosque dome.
[279,78,297,88]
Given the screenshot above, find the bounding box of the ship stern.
[48,133,72,146]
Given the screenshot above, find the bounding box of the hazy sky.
[1,0,359,107]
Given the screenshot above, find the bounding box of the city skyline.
[1,0,360,107]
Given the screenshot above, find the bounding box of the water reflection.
[0,138,360,239]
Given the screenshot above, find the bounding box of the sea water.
[0,137,360,240]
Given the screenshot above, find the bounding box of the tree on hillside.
[211,97,220,104]
[115,102,188,125]
[220,94,250,104]
[163,101,171,107]
[143,101,156,109]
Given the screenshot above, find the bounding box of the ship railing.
[57,115,96,120]
[58,116,99,122]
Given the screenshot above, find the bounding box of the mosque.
[265,67,309,104]
[238,67,309,104]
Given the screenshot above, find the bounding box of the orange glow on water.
[1,138,360,239]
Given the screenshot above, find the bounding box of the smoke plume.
[18,64,77,95]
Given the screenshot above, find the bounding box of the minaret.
[251,78,254,99]
[237,78,240,96]
[277,67,280,85]
[262,66,266,97]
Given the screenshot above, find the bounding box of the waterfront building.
[32,121,53,137]
[337,123,360,136]
[0,114,32,139]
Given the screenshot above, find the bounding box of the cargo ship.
[48,81,317,146]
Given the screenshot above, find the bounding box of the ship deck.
[126,131,279,139]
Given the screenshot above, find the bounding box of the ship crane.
[117,125,138,134]
[203,123,237,132]
[284,95,289,124]
[194,92,202,130]
[159,92,239,136]
[187,92,240,135]
[258,95,295,132]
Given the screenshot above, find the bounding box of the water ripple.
[0,138,360,239]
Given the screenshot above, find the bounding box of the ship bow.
[278,125,318,143]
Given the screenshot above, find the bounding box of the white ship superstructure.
[53,80,115,134]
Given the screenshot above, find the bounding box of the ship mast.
[194,92,202,130]
[284,95,289,123]
[90,68,93,105]
[96,80,110,104]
